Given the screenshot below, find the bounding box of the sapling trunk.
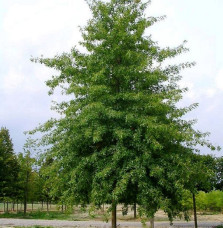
[112,201,117,228]
[193,193,198,228]
[150,217,154,228]
[6,201,8,213]
[133,203,137,219]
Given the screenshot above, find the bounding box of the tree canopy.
[31,0,217,225]
[0,127,19,201]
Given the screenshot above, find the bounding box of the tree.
[17,138,36,215]
[216,156,223,190]
[31,0,216,227]
[0,127,19,207]
[185,154,216,228]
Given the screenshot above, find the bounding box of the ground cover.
[0,205,222,223]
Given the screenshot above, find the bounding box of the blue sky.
[0,0,222,156]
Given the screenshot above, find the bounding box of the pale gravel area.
[0,219,222,228]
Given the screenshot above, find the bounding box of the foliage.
[30,0,216,222]
[181,190,223,212]
[0,127,19,200]
[185,154,217,194]
[216,157,223,190]
[17,138,37,214]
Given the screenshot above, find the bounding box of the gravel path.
[0,219,222,228]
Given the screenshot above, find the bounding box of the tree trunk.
[133,203,137,219]
[4,202,5,213]
[6,201,8,213]
[62,204,64,213]
[16,200,18,213]
[24,197,27,215]
[193,193,198,228]
[150,217,154,228]
[47,199,49,212]
[42,201,43,210]
[24,184,28,215]
[112,201,117,228]
[32,201,33,211]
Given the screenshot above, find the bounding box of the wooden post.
[193,193,198,228]
[112,201,117,228]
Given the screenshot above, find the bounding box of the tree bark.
[133,203,137,219]
[112,201,117,228]
[150,217,154,228]
[24,184,28,215]
[193,193,198,228]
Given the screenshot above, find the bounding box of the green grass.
[0,209,97,221]
[0,211,72,220]
[0,203,58,212]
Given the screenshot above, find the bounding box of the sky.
[0,0,222,157]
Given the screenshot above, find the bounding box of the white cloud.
[3,0,89,45]
[205,88,217,98]
[215,69,223,91]
[3,70,25,91]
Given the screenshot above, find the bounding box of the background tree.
[0,127,19,210]
[216,156,223,190]
[17,138,36,215]
[185,154,216,228]
[31,0,216,227]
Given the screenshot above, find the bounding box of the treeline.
[182,190,223,212]
[1,126,223,216]
[0,127,52,214]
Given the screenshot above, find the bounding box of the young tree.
[31,0,216,226]
[185,154,216,228]
[17,138,36,215]
[0,127,19,206]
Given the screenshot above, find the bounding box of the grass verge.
[0,211,72,220]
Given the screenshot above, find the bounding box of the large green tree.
[0,127,19,204]
[31,0,215,226]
